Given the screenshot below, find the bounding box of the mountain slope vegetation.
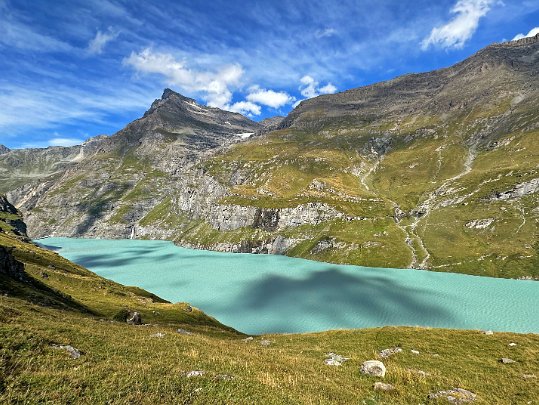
[1,35,538,279]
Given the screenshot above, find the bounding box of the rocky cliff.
[1,35,538,279]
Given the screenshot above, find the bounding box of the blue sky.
[0,0,538,149]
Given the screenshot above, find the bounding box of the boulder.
[126,311,142,325]
[499,357,516,364]
[360,360,386,377]
[52,344,81,359]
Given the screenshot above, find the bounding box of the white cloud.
[19,136,85,149]
[87,28,119,55]
[227,101,261,116]
[512,27,539,41]
[0,83,154,137]
[421,0,496,50]
[297,75,337,101]
[246,86,295,108]
[315,28,337,38]
[124,48,244,109]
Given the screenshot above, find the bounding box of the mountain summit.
[1,36,538,279]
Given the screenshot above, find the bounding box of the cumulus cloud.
[512,27,539,41]
[124,48,243,109]
[292,75,337,107]
[227,101,261,116]
[246,86,295,109]
[87,28,119,55]
[421,0,496,50]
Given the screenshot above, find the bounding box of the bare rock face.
[0,246,26,282]
[0,145,9,155]
[0,195,28,238]
[126,311,142,325]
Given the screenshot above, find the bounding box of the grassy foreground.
[0,231,537,403]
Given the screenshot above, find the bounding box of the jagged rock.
[52,344,81,359]
[373,382,395,391]
[499,357,516,364]
[360,360,386,377]
[490,178,539,201]
[378,347,402,358]
[0,246,26,282]
[428,388,476,403]
[324,353,350,366]
[126,311,142,325]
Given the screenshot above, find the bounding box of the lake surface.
[37,237,539,335]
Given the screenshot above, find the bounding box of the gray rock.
[150,332,165,338]
[260,339,272,346]
[379,347,402,358]
[500,357,516,364]
[242,336,254,342]
[185,370,205,378]
[373,382,395,391]
[126,311,142,325]
[324,352,350,366]
[411,349,420,355]
[428,388,476,403]
[508,342,517,347]
[176,328,193,335]
[52,344,81,359]
[360,360,386,377]
[483,330,494,335]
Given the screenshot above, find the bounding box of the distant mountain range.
[1,34,538,279]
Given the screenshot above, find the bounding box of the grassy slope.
[1,206,538,403]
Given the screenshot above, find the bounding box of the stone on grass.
[499,357,516,364]
[360,360,386,377]
[379,347,402,358]
[428,388,476,404]
[185,370,205,378]
[508,342,517,347]
[52,344,81,359]
[483,330,494,335]
[411,349,420,355]
[374,382,395,391]
[176,328,193,335]
[214,374,234,381]
[522,374,536,379]
[242,336,254,342]
[260,339,272,346]
[126,311,142,325]
[150,332,165,338]
[324,353,350,366]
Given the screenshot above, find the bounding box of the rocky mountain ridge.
[1,35,538,279]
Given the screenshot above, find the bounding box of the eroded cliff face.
[1,36,539,278]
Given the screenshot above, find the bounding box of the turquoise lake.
[37,237,539,335]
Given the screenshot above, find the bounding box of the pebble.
[483,330,494,335]
[150,332,165,338]
[508,342,517,347]
[500,358,516,364]
[360,360,386,377]
[411,349,420,355]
